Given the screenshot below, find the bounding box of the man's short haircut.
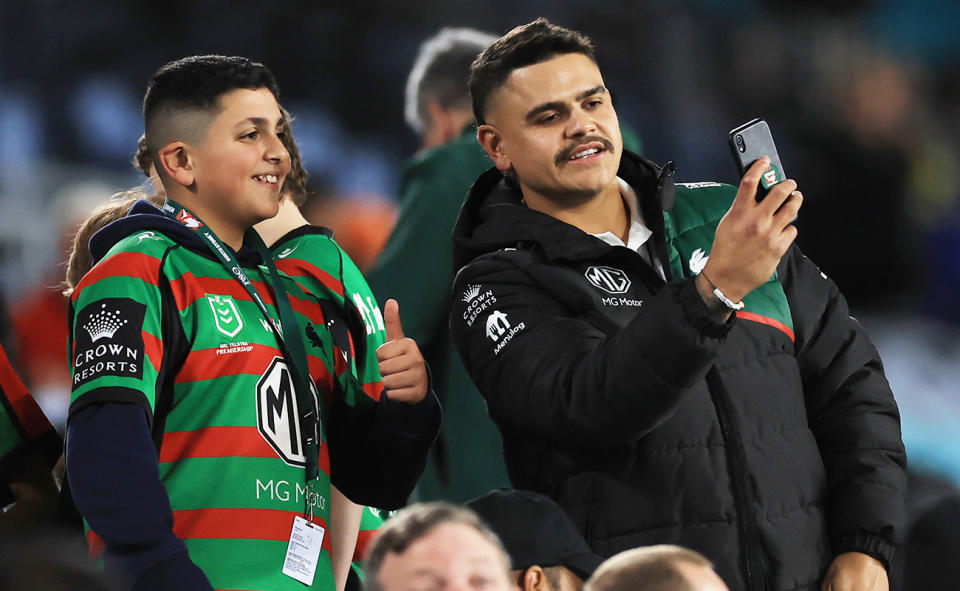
[584,545,714,591]
[468,18,596,125]
[405,28,497,135]
[143,55,280,156]
[364,502,510,591]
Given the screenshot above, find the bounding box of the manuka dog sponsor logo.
[207,294,244,338]
[585,266,631,294]
[73,298,145,388]
[256,357,321,467]
[485,310,526,355]
[462,284,497,327]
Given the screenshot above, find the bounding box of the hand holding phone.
[728,118,786,202]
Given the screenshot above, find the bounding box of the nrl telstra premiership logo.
[207,294,245,338]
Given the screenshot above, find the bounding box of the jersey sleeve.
[0,341,60,505]
[68,240,168,423]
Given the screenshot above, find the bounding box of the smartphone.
[728,118,786,202]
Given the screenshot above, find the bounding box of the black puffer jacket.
[449,151,906,591]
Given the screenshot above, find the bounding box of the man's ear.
[156,142,195,188]
[477,124,512,173]
[522,566,549,591]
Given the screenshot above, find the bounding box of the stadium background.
[0,0,959,484]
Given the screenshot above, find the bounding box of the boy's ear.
[156,142,195,188]
[477,124,511,173]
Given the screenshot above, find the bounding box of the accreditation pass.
[282,515,326,585]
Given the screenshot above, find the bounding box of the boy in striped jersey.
[67,56,437,591]
[131,109,437,591]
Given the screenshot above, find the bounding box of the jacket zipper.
[705,367,768,591]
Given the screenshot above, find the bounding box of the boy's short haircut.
[143,55,281,157]
[468,18,596,125]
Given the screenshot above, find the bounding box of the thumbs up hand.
[376,299,428,404]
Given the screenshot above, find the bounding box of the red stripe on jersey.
[72,252,161,302]
[158,426,278,462]
[86,530,105,560]
[735,311,796,342]
[362,381,383,402]
[168,273,322,325]
[0,343,53,439]
[173,508,331,551]
[158,428,331,479]
[175,344,282,384]
[275,258,345,298]
[143,330,163,372]
[354,528,379,562]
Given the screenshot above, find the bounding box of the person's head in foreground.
[469,18,622,213]
[584,546,729,591]
[467,489,602,591]
[143,54,290,247]
[364,502,513,591]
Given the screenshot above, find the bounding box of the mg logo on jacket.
[585,266,631,294]
[256,357,319,467]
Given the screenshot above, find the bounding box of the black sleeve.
[327,369,441,510]
[449,253,733,448]
[66,402,213,591]
[781,245,907,569]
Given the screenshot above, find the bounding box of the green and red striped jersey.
[69,228,361,591]
[271,227,392,576]
[272,227,387,408]
[0,341,60,505]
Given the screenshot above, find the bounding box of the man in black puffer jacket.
[449,18,906,591]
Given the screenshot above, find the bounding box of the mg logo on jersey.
[585,266,631,294]
[207,294,244,338]
[256,357,319,467]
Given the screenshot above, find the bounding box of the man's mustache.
[555,136,615,165]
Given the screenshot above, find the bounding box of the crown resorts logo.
[462,284,481,303]
[83,303,129,342]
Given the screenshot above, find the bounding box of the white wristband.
[700,272,745,311]
[712,286,745,310]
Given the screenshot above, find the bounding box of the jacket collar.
[452,150,676,268]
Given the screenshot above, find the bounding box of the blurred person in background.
[363,501,513,591]
[11,182,111,427]
[366,27,509,503]
[467,489,603,591]
[0,334,60,531]
[450,19,905,591]
[584,546,728,591]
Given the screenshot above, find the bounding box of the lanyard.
[161,200,321,513]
